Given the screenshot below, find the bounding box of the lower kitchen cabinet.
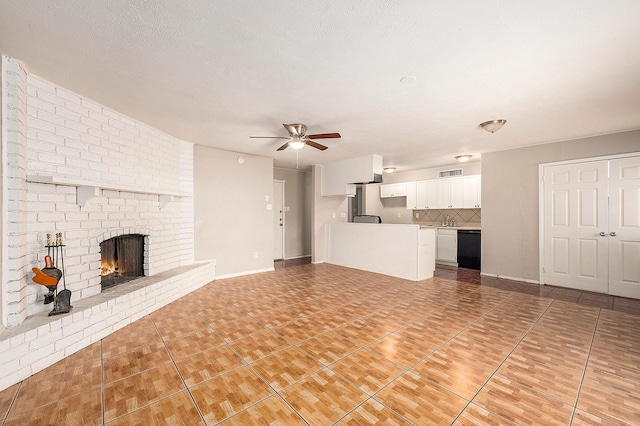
[436,228,457,264]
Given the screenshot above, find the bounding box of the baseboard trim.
[215,267,275,280]
[480,272,540,285]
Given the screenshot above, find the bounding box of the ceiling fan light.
[479,119,507,133]
[456,155,472,163]
[289,138,305,150]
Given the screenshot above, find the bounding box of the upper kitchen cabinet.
[417,180,439,209]
[380,182,407,198]
[438,176,463,208]
[406,182,417,209]
[463,175,481,208]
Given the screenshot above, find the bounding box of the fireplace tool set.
[31,233,72,316]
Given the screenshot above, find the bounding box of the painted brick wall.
[3,57,195,326]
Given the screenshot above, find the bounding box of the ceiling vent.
[438,169,463,178]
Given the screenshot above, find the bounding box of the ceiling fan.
[251,123,341,151]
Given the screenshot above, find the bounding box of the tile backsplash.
[413,209,481,226]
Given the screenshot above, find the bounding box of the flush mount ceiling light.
[479,119,507,133]
[455,155,472,163]
[384,167,396,174]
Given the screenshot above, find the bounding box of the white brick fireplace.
[1,56,215,391]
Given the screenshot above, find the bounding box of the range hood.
[321,154,383,196]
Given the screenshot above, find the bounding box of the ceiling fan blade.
[250,136,289,139]
[307,132,341,139]
[276,142,290,151]
[306,140,328,151]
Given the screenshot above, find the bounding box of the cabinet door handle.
[599,232,607,236]
[610,232,617,237]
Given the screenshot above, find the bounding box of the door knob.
[610,232,617,237]
[599,232,607,236]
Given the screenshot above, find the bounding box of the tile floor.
[1,263,639,425]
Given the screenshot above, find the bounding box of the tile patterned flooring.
[1,263,639,425]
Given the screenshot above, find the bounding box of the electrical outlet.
[253,252,258,259]
[341,212,346,218]
[397,212,402,218]
[415,212,420,219]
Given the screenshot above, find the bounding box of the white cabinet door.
[436,229,457,263]
[609,156,640,298]
[416,180,439,209]
[406,182,417,209]
[463,175,481,208]
[438,177,463,208]
[381,183,407,198]
[542,161,609,293]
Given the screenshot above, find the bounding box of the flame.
[101,260,117,276]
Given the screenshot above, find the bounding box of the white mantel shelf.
[27,175,193,208]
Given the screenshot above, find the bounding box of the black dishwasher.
[457,230,481,270]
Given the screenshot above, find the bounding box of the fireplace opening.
[100,234,145,290]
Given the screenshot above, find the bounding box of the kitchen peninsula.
[326,223,435,281]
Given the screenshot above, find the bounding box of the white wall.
[312,165,348,263]
[482,130,640,282]
[194,147,273,277]
[273,168,312,258]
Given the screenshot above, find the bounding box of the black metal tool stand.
[45,233,73,316]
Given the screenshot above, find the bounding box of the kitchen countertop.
[419,225,481,230]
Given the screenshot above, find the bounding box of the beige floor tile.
[473,376,573,425]
[106,391,203,425]
[163,327,225,360]
[497,354,583,404]
[103,363,185,422]
[297,331,360,365]
[4,388,102,426]
[190,365,274,424]
[453,403,516,426]
[577,377,640,425]
[330,348,405,395]
[367,333,432,368]
[9,359,102,416]
[229,329,291,362]
[335,399,411,425]
[375,371,467,425]
[571,409,619,425]
[439,335,514,371]
[175,344,245,387]
[213,316,268,342]
[102,317,163,358]
[280,369,367,425]
[334,318,390,346]
[0,383,20,421]
[250,346,323,391]
[103,341,172,383]
[153,316,213,341]
[273,316,329,343]
[218,395,307,425]
[412,351,492,400]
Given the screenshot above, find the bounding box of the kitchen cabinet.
[437,177,463,208]
[380,182,407,198]
[463,175,481,208]
[405,182,417,209]
[436,228,457,264]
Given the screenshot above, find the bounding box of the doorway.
[540,153,640,298]
[273,180,285,260]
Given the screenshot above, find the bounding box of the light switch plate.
[266,204,272,210]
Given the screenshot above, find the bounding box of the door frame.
[273,179,285,261]
[538,152,640,286]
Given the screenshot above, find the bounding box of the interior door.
[542,161,609,293]
[608,156,640,298]
[273,180,284,260]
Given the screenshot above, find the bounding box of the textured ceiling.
[1,1,639,171]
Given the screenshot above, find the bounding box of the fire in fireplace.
[100,234,145,289]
